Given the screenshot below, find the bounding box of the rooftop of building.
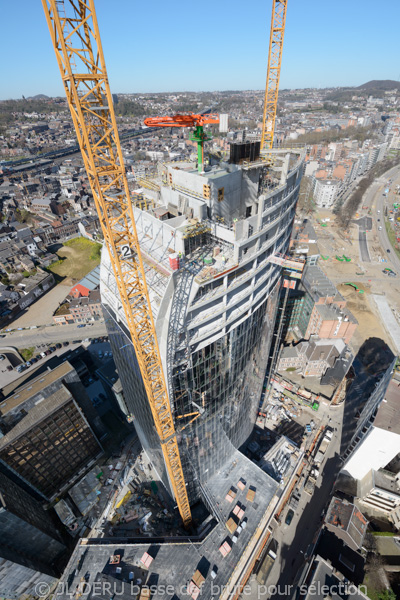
[315,178,342,186]
[73,264,101,292]
[302,264,344,302]
[314,302,358,325]
[301,554,368,600]
[321,344,354,388]
[0,384,72,450]
[314,528,366,586]
[374,535,400,558]
[58,446,297,600]
[343,427,400,481]
[70,289,101,308]
[373,378,400,434]
[325,497,368,549]
[0,361,74,415]
[16,269,53,293]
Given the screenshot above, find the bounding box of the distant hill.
[27,94,50,100]
[357,80,400,91]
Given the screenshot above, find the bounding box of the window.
[203,184,211,199]
[218,187,224,202]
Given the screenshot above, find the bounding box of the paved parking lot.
[8,283,71,328]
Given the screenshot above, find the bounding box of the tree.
[377,589,396,600]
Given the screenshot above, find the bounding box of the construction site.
[26,1,337,599]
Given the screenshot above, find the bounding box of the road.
[0,321,107,348]
[354,215,372,262]
[376,187,400,276]
[359,164,400,272]
[245,355,384,599]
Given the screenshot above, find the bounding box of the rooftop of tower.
[111,149,305,309]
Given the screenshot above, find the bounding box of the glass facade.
[171,282,280,500]
[101,151,304,504]
[103,304,169,491]
[0,400,100,500]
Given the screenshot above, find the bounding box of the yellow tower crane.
[41,0,192,527]
[261,0,288,151]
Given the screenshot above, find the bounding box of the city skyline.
[0,0,399,100]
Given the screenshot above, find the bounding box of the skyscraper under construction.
[100,146,304,503]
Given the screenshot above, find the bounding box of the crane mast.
[41,0,191,527]
[261,0,288,151]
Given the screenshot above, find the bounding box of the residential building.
[0,269,55,329]
[298,553,368,600]
[276,264,357,344]
[324,497,368,551]
[313,178,342,208]
[305,301,357,345]
[52,302,75,325]
[68,289,102,323]
[278,336,350,379]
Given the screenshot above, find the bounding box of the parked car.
[56,343,62,349]
[77,324,86,328]
[0,354,5,361]
[285,509,294,525]
[63,341,69,347]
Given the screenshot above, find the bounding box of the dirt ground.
[336,282,392,353]
[48,238,100,284]
[306,208,400,355]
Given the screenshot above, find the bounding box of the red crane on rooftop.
[144,113,219,173]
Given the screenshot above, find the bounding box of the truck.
[304,467,319,495]
[256,545,277,585]
[313,429,333,466]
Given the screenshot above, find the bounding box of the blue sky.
[1,0,399,99]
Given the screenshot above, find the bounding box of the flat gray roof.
[59,450,280,600]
